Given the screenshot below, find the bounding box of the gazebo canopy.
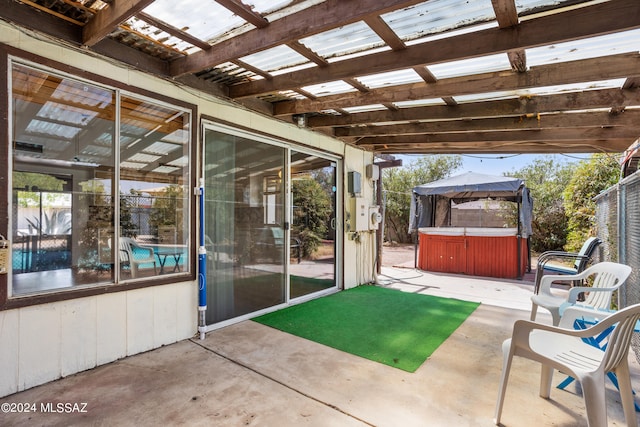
[412,172,525,200]
[409,172,533,236]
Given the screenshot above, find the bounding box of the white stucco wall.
[0,20,376,398]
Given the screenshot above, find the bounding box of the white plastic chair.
[530,261,632,326]
[119,237,157,278]
[494,303,640,427]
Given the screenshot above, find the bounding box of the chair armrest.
[558,305,613,328]
[537,251,589,269]
[512,314,623,345]
[567,286,618,304]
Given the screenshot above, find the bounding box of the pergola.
[1,0,639,156]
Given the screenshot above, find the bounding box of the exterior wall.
[0,20,375,397]
[342,146,378,289]
[0,281,196,397]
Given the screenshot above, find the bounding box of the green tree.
[563,153,620,252]
[292,178,332,257]
[382,155,462,243]
[149,185,185,238]
[507,157,576,252]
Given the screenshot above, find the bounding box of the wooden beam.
[83,0,155,46]
[354,127,639,145]
[136,12,211,51]
[367,139,630,154]
[274,53,640,116]
[333,110,640,136]
[0,0,82,43]
[229,0,640,98]
[491,0,519,28]
[307,87,640,127]
[363,15,406,50]
[170,0,425,76]
[287,41,329,67]
[214,0,269,28]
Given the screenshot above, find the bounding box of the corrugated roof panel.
[356,69,424,89]
[125,17,199,55]
[142,0,245,43]
[197,62,258,85]
[301,81,357,97]
[120,161,146,170]
[527,29,640,67]
[26,119,78,139]
[453,79,626,103]
[162,129,190,144]
[381,0,496,43]
[128,153,162,163]
[145,141,181,156]
[394,98,447,108]
[342,104,388,113]
[245,0,297,14]
[428,53,512,79]
[239,45,310,73]
[299,21,385,61]
[515,0,594,17]
[453,91,519,104]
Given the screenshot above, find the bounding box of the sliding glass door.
[203,124,340,326]
[290,151,337,299]
[203,127,286,324]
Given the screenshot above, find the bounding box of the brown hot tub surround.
[418,227,528,279]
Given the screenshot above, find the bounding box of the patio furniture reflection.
[155,247,183,274]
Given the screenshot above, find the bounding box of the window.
[10,61,192,298]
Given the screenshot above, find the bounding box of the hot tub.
[417,227,528,279]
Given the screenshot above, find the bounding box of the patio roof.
[2,0,640,155]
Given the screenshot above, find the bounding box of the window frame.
[0,44,198,310]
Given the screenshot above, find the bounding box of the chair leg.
[550,307,561,326]
[539,364,553,398]
[579,372,607,427]
[614,362,638,427]
[494,339,514,425]
[530,303,538,321]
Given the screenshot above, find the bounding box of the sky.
[398,153,594,177]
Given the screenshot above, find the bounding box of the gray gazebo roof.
[412,171,525,200]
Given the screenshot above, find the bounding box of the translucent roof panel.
[453,91,520,104]
[125,17,199,55]
[142,0,246,44]
[239,45,311,74]
[356,69,424,89]
[428,53,512,79]
[453,79,626,103]
[244,0,297,14]
[381,0,496,43]
[341,104,388,114]
[394,98,447,108]
[301,81,358,97]
[527,29,640,67]
[515,0,594,17]
[299,21,385,61]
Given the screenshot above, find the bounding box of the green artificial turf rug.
[253,285,480,372]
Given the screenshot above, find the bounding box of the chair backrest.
[602,303,640,372]
[119,237,134,262]
[582,261,632,310]
[574,237,602,271]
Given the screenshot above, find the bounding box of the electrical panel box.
[348,171,362,195]
[349,197,369,231]
[366,164,380,181]
[369,205,382,230]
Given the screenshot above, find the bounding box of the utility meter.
[369,206,382,230]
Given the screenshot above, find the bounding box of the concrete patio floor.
[2,266,639,426]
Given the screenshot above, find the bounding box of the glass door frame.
[201,120,343,331]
